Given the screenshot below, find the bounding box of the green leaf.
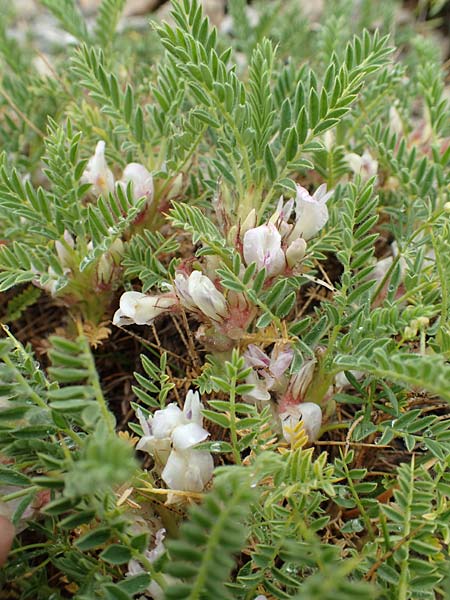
[284,127,298,162]
[75,527,112,550]
[264,144,277,182]
[100,544,133,564]
[0,468,31,486]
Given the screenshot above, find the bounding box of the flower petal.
[294,184,330,240]
[280,402,322,443]
[152,404,184,439]
[82,141,115,194]
[183,390,203,424]
[244,345,270,369]
[121,163,154,202]
[188,271,227,321]
[243,224,285,277]
[172,422,209,450]
[162,449,214,491]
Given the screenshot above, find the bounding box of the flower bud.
[346,149,378,181]
[54,230,75,268]
[286,237,307,268]
[416,316,430,328]
[97,254,113,286]
[403,325,417,340]
[240,209,257,236]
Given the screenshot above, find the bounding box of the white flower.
[82,141,115,195]
[280,402,322,443]
[174,271,228,321]
[346,149,378,180]
[335,370,364,389]
[243,223,286,277]
[120,163,154,202]
[162,448,214,492]
[288,360,316,402]
[136,391,214,493]
[173,272,197,311]
[290,184,332,241]
[244,370,271,402]
[126,528,167,600]
[113,291,176,326]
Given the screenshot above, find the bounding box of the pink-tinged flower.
[82,141,115,195]
[278,360,316,411]
[243,223,286,277]
[280,402,322,443]
[119,163,154,202]
[346,149,378,180]
[113,291,177,326]
[243,344,293,402]
[269,196,295,239]
[290,184,332,241]
[174,271,227,322]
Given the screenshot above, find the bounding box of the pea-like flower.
[136,391,214,494]
[289,183,332,241]
[113,291,177,326]
[346,149,378,181]
[243,223,286,277]
[119,163,154,203]
[243,344,293,402]
[126,528,168,600]
[174,270,228,321]
[82,141,115,195]
[280,402,322,443]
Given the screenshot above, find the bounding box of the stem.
[340,452,375,541]
[228,376,241,465]
[77,324,115,433]
[137,553,168,590]
[1,486,39,502]
[430,227,448,328]
[398,456,414,600]
[2,354,48,410]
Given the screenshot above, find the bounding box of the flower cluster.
[136,391,214,495]
[114,183,332,344]
[242,345,323,443]
[237,183,332,279]
[113,267,256,349]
